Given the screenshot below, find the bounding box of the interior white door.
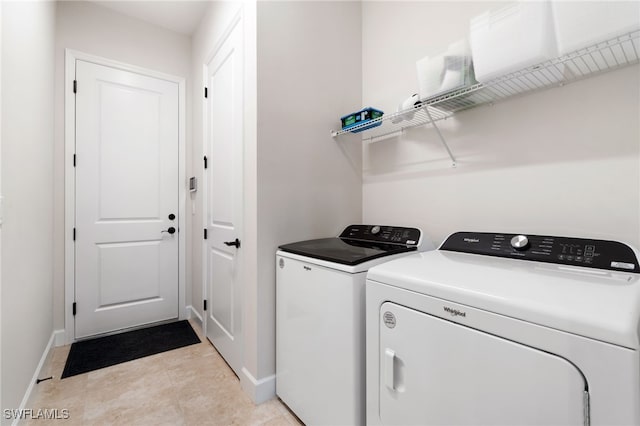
[75,60,179,339]
[204,16,244,376]
[378,302,587,425]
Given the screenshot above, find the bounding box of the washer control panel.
[441,232,639,273]
[339,225,421,246]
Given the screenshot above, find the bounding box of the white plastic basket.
[416,39,476,101]
[552,1,640,55]
[470,1,558,83]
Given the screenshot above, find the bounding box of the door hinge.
[204,155,208,169]
[204,229,208,240]
[73,80,77,93]
[204,300,207,311]
[204,87,208,98]
[73,154,76,167]
[72,302,77,316]
[73,228,76,241]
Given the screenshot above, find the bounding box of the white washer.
[276,225,434,425]
[366,231,640,425]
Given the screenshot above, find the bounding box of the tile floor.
[23,320,303,426]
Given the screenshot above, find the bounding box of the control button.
[575,256,583,262]
[558,255,565,260]
[566,256,574,261]
[371,226,381,235]
[611,261,635,270]
[510,235,530,251]
[531,251,550,256]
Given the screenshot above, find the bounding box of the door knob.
[162,227,176,235]
[224,238,241,248]
[168,213,176,220]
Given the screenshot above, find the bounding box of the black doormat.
[61,320,201,378]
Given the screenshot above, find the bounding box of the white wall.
[53,1,192,330]
[254,0,362,392]
[1,0,56,418]
[362,1,640,247]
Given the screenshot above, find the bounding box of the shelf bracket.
[424,106,456,167]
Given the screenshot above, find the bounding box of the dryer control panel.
[441,232,640,273]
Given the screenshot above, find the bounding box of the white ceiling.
[89,0,211,35]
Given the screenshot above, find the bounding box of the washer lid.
[367,250,640,349]
[278,237,416,266]
[278,225,427,266]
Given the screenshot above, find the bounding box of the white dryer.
[366,231,640,425]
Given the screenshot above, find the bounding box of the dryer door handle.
[384,348,396,391]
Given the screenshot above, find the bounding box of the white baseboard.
[53,329,65,347]
[240,368,276,404]
[57,328,71,346]
[186,305,203,326]
[13,331,56,426]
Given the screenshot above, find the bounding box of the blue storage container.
[340,107,384,133]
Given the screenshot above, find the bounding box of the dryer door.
[378,302,587,425]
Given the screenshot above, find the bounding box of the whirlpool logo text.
[443,306,466,318]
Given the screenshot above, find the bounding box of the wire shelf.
[332,29,640,143]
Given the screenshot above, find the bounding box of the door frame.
[201,9,244,343]
[64,49,187,344]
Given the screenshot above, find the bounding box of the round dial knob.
[510,235,530,251]
[371,225,381,235]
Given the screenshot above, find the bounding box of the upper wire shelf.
[331,29,640,143]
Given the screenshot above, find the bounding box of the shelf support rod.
[424,106,456,167]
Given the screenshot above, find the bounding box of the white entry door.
[204,16,244,376]
[75,59,179,339]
